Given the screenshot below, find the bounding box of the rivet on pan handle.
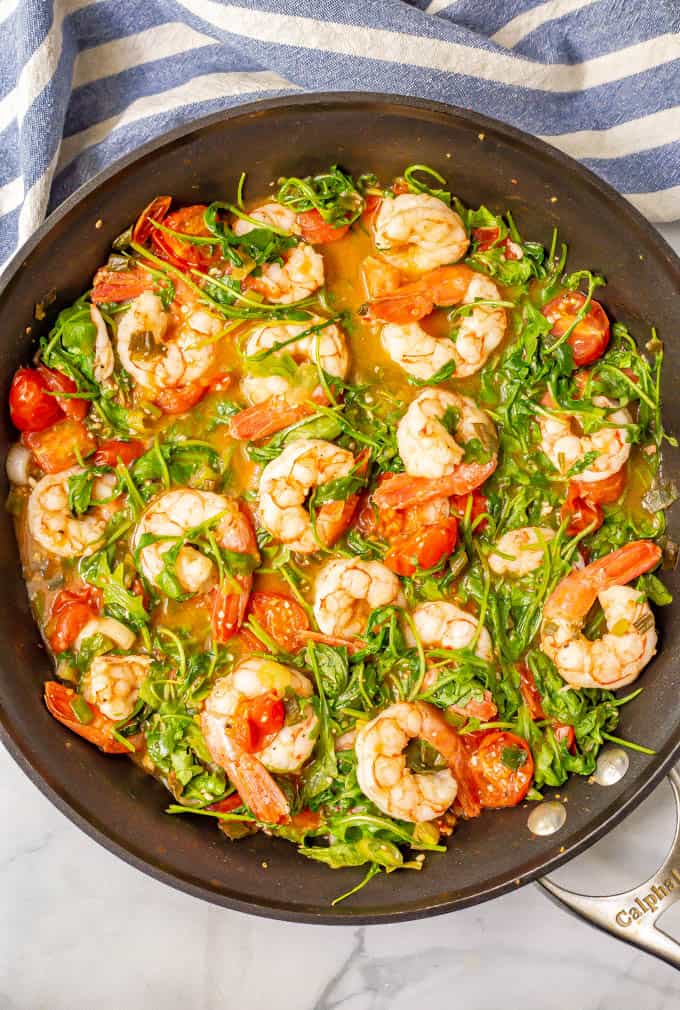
[538,769,680,969]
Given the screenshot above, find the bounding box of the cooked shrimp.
[27,468,120,558]
[488,527,555,577]
[382,387,498,512]
[538,395,631,483]
[258,439,358,553]
[116,291,220,395]
[133,489,257,597]
[241,319,349,405]
[248,244,325,305]
[373,194,468,274]
[90,304,115,383]
[540,540,661,689]
[81,654,153,722]
[233,203,300,237]
[411,601,493,661]
[201,658,319,822]
[204,659,318,773]
[313,559,405,638]
[355,701,474,822]
[381,322,458,383]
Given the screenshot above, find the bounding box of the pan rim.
[1,91,679,924]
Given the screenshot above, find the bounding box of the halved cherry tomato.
[37,366,89,421]
[296,209,349,244]
[572,465,626,506]
[9,368,63,432]
[47,586,102,653]
[247,592,310,653]
[288,808,322,831]
[230,692,285,754]
[132,195,172,244]
[468,730,534,808]
[384,518,458,577]
[560,483,604,536]
[93,439,146,467]
[542,291,610,366]
[248,692,285,739]
[554,723,576,754]
[450,491,489,533]
[91,268,152,304]
[23,419,96,473]
[518,663,545,720]
[151,204,217,269]
[154,382,207,415]
[44,681,129,754]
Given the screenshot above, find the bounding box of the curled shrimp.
[355,701,477,822]
[81,654,153,722]
[241,319,349,405]
[27,468,121,558]
[373,194,468,274]
[201,658,319,822]
[540,540,661,689]
[116,291,221,395]
[258,438,361,554]
[538,394,632,484]
[374,390,497,512]
[488,527,555,578]
[411,600,493,661]
[412,601,496,720]
[313,558,405,638]
[234,205,323,304]
[134,490,257,639]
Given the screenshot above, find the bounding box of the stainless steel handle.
[538,769,680,969]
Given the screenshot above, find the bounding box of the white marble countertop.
[2,222,679,1010]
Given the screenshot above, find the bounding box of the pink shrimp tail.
[229,399,314,441]
[414,702,481,819]
[201,716,290,824]
[297,629,364,654]
[373,460,497,510]
[545,540,662,621]
[211,574,253,643]
[366,265,474,324]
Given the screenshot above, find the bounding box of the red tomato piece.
[9,368,63,432]
[248,693,285,740]
[44,681,130,754]
[384,518,458,577]
[154,382,207,415]
[543,291,610,366]
[24,419,96,473]
[132,195,172,245]
[518,663,545,720]
[207,793,244,813]
[572,465,626,506]
[362,193,382,217]
[472,226,501,251]
[151,204,217,269]
[468,731,534,808]
[48,586,102,653]
[93,439,146,467]
[37,366,89,421]
[247,592,310,653]
[450,492,489,532]
[560,483,604,536]
[297,209,349,244]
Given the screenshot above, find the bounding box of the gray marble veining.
[2,222,680,1009]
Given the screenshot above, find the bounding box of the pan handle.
[537,769,680,969]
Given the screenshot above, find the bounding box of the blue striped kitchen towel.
[1,0,679,273]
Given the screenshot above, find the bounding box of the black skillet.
[0,94,679,931]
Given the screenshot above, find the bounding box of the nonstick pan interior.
[0,94,678,923]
